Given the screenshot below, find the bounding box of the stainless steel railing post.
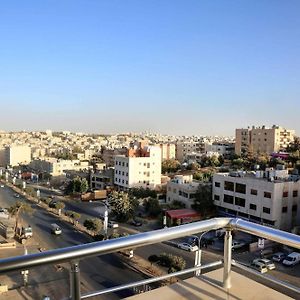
[70,261,81,300]
[223,228,232,289]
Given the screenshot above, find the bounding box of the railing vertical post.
[223,228,232,289]
[70,261,81,300]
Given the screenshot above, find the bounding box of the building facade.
[114,144,161,190]
[176,141,204,162]
[166,175,201,209]
[0,145,31,167]
[235,125,295,155]
[213,169,300,231]
[155,143,176,161]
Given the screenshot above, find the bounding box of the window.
[126,163,128,167]
[264,192,271,199]
[292,205,298,212]
[293,190,298,197]
[215,182,220,188]
[235,197,245,207]
[224,181,234,191]
[214,195,220,201]
[263,207,270,214]
[122,179,124,184]
[224,194,234,204]
[122,171,124,176]
[235,183,246,194]
[282,206,288,213]
[126,172,128,176]
[249,204,256,210]
[283,191,288,197]
[126,181,128,185]
[122,162,125,167]
[251,189,257,196]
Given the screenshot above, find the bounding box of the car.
[49,200,57,208]
[14,193,20,198]
[282,252,300,266]
[253,258,275,270]
[232,240,246,250]
[272,252,286,262]
[108,221,119,228]
[0,184,4,188]
[130,220,142,227]
[178,242,199,252]
[250,261,268,274]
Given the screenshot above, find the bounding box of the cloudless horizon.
[0,1,299,136]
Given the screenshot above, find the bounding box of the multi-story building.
[155,143,176,161]
[102,148,127,167]
[213,168,300,231]
[176,141,204,162]
[90,168,114,190]
[166,174,202,208]
[114,143,161,190]
[205,142,235,158]
[0,145,31,167]
[30,158,92,176]
[235,125,295,155]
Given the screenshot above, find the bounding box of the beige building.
[114,143,161,190]
[155,143,176,161]
[213,168,300,231]
[176,142,204,162]
[0,145,31,167]
[235,125,295,155]
[30,158,92,176]
[166,175,201,209]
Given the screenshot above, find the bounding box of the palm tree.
[8,201,33,236]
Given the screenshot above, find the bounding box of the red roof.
[166,209,200,219]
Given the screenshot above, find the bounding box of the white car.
[283,252,300,266]
[253,258,275,270]
[250,261,268,274]
[178,242,198,252]
[108,221,119,228]
[0,185,4,188]
[232,240,246,250]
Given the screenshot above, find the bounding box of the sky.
[0,1,299,136]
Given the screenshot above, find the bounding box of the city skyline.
[1,1,300,135]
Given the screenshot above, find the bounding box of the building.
[176,141,204,162]
[235,125,295,155]
[30,158,92,176]
[114,143,161,190]
[204,142,235,158]
[102,148,127,167]
[155,143,176,161]
[213,168,300,231]
[90,168,114,190]
[166,174,201,208]
[0,145,31,167]
[165,208,200,226]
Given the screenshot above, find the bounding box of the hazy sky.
[0,1,299,136]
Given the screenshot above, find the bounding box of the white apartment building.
[235,125,295,155]
[166,175,201,208]
[213,168,300,231]
[114,144,161,190]
[0,145,31,167]
[204,143,235,157]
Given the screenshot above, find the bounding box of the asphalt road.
[0,185,147,299]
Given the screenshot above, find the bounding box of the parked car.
[253,258,275,270]
[178,242,199,252]
[130,220,142,227]
[21,226,33,239]
[49,200,57,208]
[14,193,20,198]
[272,252,286,262]
[250,261,268,274]
[283,252,300,266]
[232,240,246,250]
[108,221,119,228]
[0,184,4,188]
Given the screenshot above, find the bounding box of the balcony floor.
[126,268,293,300]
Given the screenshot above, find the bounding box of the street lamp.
[191,231,209,276]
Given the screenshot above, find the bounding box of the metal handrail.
[0,217,299,299]
[0,217,229,273]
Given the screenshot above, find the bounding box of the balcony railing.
[0,217,299,299]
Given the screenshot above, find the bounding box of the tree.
[186,162,200,171]
[8,201,33,236]
[110,191,139,222]
[192,184,214,216]
[148,254,159,265]
[162,159,181,173]
[65,177,88,194]
[143,198,162,217]
[83,218,102,234]
[130,187,157,199]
